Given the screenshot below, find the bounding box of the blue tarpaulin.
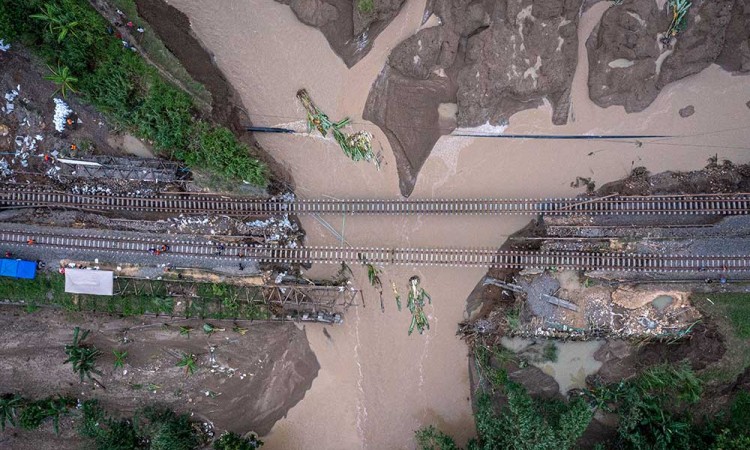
[0,259,37,279]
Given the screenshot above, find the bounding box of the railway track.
[1,187,750,216]
[1,229,747,271]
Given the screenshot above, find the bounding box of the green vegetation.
[1,395,74,433]
[357,0,375,14]
[0,273,271,320]
[415,425,460,450]
[667,0,691,37]
[104,0,212,109]
[422,339,750,450]
[44,64,77,98]
[80,400,207,450]
[0,394,22,431]
[542,342,558,363]
[297,89,378,168]
[587,363,701,449]
[0,0,266,186]
[404,276,431,335]
[505,304,520,332]
[29,2,80,43]
[0,395,269,448]
[112,349,128,369]
[203,323,225,335]
[18,396,74,433]
[177,353,198,375]
[692,293,750,383]
[213,431,264,450]
[64,327,102,384]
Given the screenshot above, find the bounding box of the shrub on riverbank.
[0,0,267,187]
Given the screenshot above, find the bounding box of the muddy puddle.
[164,0,750,447]
[502,337,603,395]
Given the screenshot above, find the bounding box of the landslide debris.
[364,0,584,196]
[587,0,749,112]
[274,0,406,67]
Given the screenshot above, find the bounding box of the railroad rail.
[1,229,747,271]
[1,187,749,216]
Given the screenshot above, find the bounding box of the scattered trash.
[0,39,10,52]
[4,87,19,115]
[53,98,72,132]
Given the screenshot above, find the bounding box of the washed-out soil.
[0,308,319,448]
[0,49,124,162]
[132,0,295,193]
[464,162,749,447]
[596,161,750,196]
[364,0,749,196]
[273,0,406,68]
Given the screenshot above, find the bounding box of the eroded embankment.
[133,0,294,190]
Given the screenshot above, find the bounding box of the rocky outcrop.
[365,0,584,196]
[587,0,749,113]
[274,0,406,67]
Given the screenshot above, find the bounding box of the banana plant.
[63,327,102,384]
[405,276,432,335]
[30,4,80,43]
[297,89,379,168]
[45,65,78,98]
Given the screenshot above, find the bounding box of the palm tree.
[45,65,78,98]
[30,4,79,43]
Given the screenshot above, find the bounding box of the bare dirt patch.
[0,308,319,444]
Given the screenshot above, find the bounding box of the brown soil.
[587,0,749,112]
[0,307,319,445]
[273,0,406,68]
[596,161,750,196]
[132,0,295,191]
[0,49,122,160]
[364,0,584,196]
[638,322,726,370]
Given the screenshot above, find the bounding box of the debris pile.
[247,215,301,247]
[52,98,72,132]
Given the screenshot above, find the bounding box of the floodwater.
[167,0,750,448]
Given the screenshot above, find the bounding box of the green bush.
[182,123,267,186]
[357,0,374,14]
[17,396,73,433]
[588,363,702,450]
[141,407,200,450]
[214,431,264,450]
[133,80,194,152]
[468,387,592,450]
[415,425,459,450]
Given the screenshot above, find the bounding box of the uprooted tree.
[297,89,379,168]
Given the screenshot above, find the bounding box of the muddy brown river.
[167,0,750,448]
